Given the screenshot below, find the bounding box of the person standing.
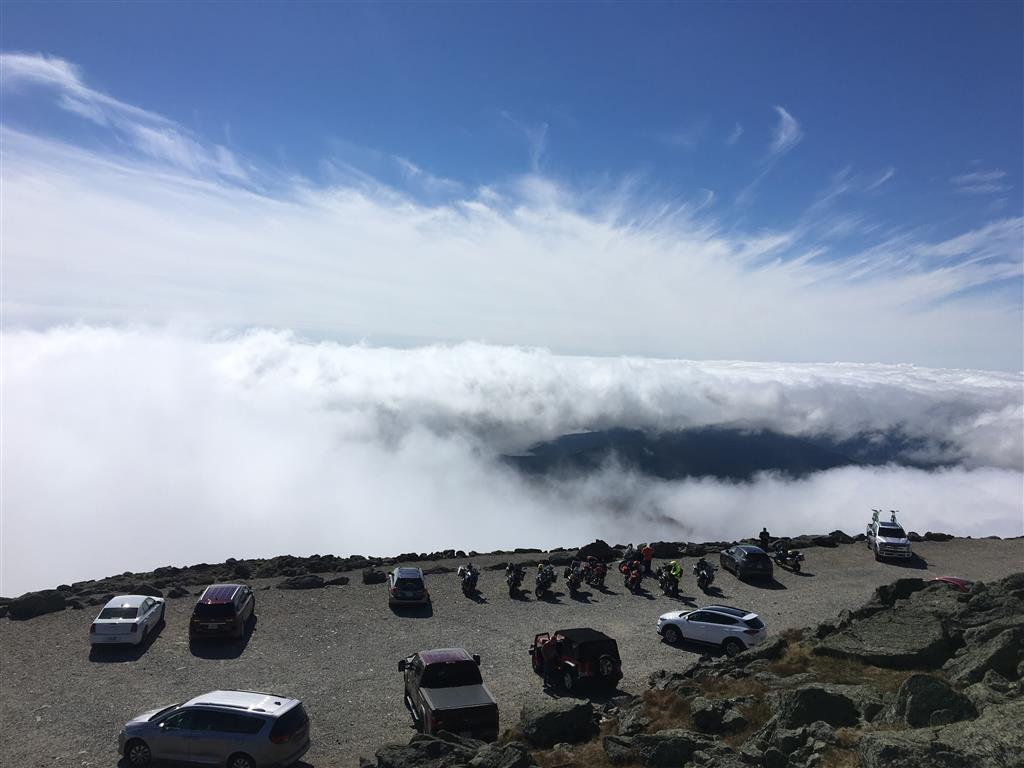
[759,528,771,550]
[641,543,654,575]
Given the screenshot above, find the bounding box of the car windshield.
[193,602,235,618]
[879,526,906,538]
[420,660,483,688]
[744,616,765,629]
[395,578,423,590]
[98,606,139,620]
[148,704,180,722]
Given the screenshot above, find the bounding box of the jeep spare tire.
[598,654,616,678]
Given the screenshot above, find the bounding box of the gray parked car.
[118,690,310,768]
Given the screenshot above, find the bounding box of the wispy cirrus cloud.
[866,166,895,191]
[500,110,548,171]
[951,168,1010,195]
[1,54,1022,370]
[769,105,803,156]
[2,52,247,180]
[726,122,743,146]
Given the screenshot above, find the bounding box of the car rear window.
[744,616,765,629]
[98,607,139,619]
[420,661,483,688]
[269,704,308,740]
[879,526,906,538]
[746,553,771,564]
[395,578,423,590]
[193,602,236,619]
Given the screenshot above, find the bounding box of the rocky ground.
[0,535,1021,767]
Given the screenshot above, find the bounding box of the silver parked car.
[119,690,310,768]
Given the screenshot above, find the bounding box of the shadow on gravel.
[390,603,434,618]
[538,591,565,604]
[509,590,531,602]
[189,615,257,659]
[662,593,698,606]
[886,554,929,570]
[89,619,165,663]
[466,592,489,604]
[568,590,593,603]
[595,585,617,595]
[746,578,787,590]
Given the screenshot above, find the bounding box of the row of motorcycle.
[459,557,719,599]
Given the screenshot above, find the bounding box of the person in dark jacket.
[759,528,771,549]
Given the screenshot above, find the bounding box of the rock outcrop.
[519,699,597,748]
[7,589,67,620]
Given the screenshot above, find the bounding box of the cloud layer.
[2,327,1021,594]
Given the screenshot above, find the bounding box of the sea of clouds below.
[2,326,1022,595]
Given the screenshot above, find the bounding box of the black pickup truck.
[398,647,499,741]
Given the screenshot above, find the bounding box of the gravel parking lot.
[1,537,1021,767]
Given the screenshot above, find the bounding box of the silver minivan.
[119,690,310,768]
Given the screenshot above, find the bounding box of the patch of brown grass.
[532,739,637,768]
[818,747,859,768]
[639,688,693,733]
[767,640,918,692]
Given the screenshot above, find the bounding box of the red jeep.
[529,627,623,692]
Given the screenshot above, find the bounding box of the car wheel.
[125,739,151,766]
[227,752,255,768]
[562,669,577,692]
[723,639,744,657]
[662,625,682,645]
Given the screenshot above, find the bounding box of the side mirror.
[472,654,481,665]
[398,660,407,672]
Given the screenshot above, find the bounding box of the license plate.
[203,623,219,629]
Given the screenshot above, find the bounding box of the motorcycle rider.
[641,543,654,575]
[668,559,683,582]
[458,561,478,581]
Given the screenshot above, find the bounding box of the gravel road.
[1,537,1021,767]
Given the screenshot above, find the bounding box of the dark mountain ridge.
[504,426,949,481]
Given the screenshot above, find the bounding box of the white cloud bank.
[2,327,1021,595]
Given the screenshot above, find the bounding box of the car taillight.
[270,731,290,744]
[90,623,97,633]
[129,623,138,633]
[744,629,759,635]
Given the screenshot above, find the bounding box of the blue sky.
[2,2,1022,368]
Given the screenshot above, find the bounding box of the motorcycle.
[693,559,716,592]
[564,566,583,596]
[506,565,525,596]
[624,563,643,594]
[460,568,479,596]
[584,562,606,589]
[773,545,804,573]
[535,568,557,598]
[656,565,679,596]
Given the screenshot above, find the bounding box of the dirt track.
[1,537,1022,767]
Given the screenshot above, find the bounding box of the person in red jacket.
[641,543,654,575]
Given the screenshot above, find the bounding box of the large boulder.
[468,742,534,768]
[774,684,861,729]
[814,600,954,668]
[944,626,1024,685]
[7,590,66,620]
[277,575,325,590]
[372,733,478,768]
[576,540,616,562]
[519,699,597,748]
[648,541,684,558]
[859,699,1024,768]
[895,674,976,727]
[362,568,388,585]
[631,729,713,766]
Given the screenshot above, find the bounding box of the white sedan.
[90,595,165,646]
[656,604,767,657]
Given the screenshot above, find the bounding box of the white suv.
[656,605,767,657]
